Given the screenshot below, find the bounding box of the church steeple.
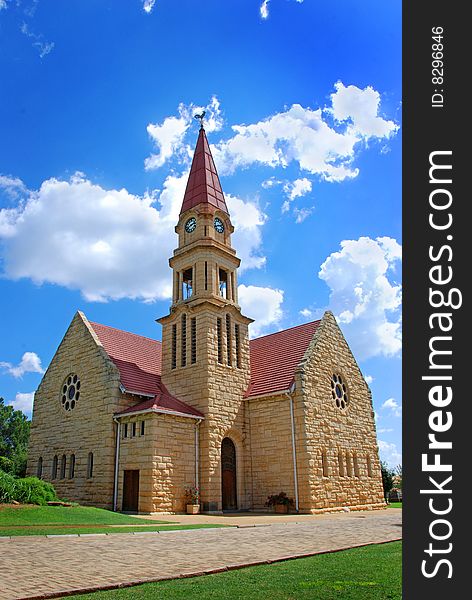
[158,125,253,512]
[169,125,243,309]
[180,127,229,215]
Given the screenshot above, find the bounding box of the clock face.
[184,217,197,233]
[214,217,225,233]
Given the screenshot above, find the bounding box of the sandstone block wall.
[117,412,197,513]
[161,302,252,512]
[294,312,385,511]
[246,395,295,509]
[26,312,131,509]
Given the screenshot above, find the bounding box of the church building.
[27,125,385,514]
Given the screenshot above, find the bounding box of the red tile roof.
[180,127,229,215]
[89,322,203,418]
[89,318,321,413]
[246,320,321,398]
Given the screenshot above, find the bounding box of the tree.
[0,397,30,477]
[393,464,402,490]
[380,461,394,502]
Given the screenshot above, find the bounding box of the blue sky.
[0,0,402,466]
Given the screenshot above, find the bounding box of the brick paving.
[0,510,402,600]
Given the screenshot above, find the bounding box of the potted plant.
[265,491,294,514]
[184,485,200,514]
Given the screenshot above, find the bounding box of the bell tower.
[158,124,253,512]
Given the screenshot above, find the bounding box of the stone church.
[27,126,385,514]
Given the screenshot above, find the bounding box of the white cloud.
[260,0,270,19]
[319,236,402,360]
[143,0,156,13]
[20,22,54,58]
[238,284,284,337]
[7,392,35,416]
[226,194,266,271]
[293,206,314,223]
[330,82,399,139]
[0,173,266,303]
[145,97,223,170]
[0,352,44,378]
[364,374,374,385]
[382,397,402,417]
[0,1,8,11]
[144,109,190,171]
[378,439,402,468]
[0,174,28,200]
[378,428,393,434]
[299,308,314,318]
[211,84,397,181]
[283,178,312,201]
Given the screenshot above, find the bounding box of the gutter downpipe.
[286,389,299,513]
[195,419,202,490]
[113,417,121,512]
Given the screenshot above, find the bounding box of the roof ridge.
[89,321,161,345]
[251,319,322,343]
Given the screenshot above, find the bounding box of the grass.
[0,504,161,527]
[0,524,227,537]
[0,504,228,536]
[69,541,401,600]
[387,502,402,509]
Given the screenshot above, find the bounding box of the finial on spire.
[194,110,206,130]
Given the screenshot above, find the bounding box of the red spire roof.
[180,127,228,215]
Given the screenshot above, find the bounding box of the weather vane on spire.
[194,110,206,129]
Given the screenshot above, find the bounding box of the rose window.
[61,374,81,411]
[331,374,349,410]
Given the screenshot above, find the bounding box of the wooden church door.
[122,470,139,512]
[221,438,237,510]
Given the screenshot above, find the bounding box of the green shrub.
[0,456,14,473]
[0,469,18,503]
[16,477,58,505]
[0,469,59,505]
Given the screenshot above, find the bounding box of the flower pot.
[275,504,289,514]
[187,504,200,514]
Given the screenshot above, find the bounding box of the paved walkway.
[0,510,402,600]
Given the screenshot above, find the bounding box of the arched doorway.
[221,437,237,510]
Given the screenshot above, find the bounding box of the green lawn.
[0,524,227,537]
[69,541,402,600]
[0,505,230,536]
[387,502,402,509]
[0,504,161,527]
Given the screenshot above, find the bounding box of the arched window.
[60,454,67,479]
[338,451,345,476]
[87,452,94,478]
[37,457,43,479]
[51,455,58,479]
[322,450,329,477]
[353,453,360,477]
[367,454,373,477]
[69,454,75,479]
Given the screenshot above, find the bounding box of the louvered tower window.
[226,314,232,366]
[191,317,197,364]
[181,314,187,367]
[217,318,223,364]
